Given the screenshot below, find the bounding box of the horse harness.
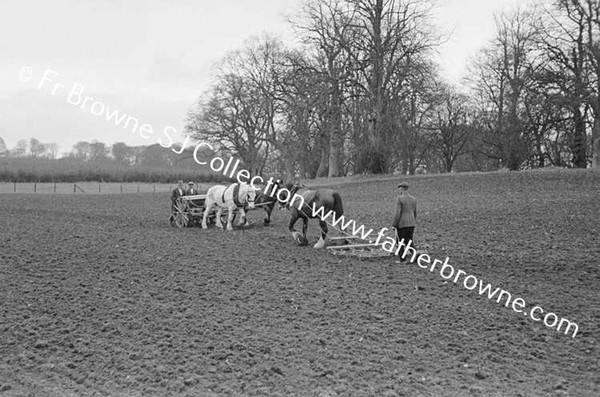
[287,185,320,218]
[286,184,306,209]
[222,183,242,206]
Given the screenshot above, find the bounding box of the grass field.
[1,169,598,396]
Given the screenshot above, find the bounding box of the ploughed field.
[1,169,599,396]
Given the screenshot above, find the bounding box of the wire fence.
[0,182,184,194]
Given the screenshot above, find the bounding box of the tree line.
[3,1,598,181]
[0,138,222,183]
[185,0,600,178]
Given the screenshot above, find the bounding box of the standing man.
[186,181,198,196]
[392,181,417,262]
[172,180,186,200]
[170,180,186,224]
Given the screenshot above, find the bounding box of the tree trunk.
[591,100,600,168]
[284,156,295,181]
[401,156,408,175]
[593,115,600,168]
[408,156,416,175]
[328,142,341,177]
[444,156,453,173]
[534,128,545,168]
[572,106,588,168]
[299,161,307,180]
[368,0,386,174]
[328,83,343,177]
[316,129,329,177]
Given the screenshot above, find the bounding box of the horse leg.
[215,207,224,229]
[263,204,272,225]
[288,212,299,235]
[201,200,212,229]
[314,220,328,249]
[238,207,249,227]
[302,217,308,240]
[226,205,235,231]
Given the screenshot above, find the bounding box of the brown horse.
[276,181,344,248]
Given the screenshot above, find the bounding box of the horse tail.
[332,191,344,217]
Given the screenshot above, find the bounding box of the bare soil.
[1,169,599,396]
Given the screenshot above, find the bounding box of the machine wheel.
[172,200,189,228]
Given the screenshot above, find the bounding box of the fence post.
[54,182,56,193]
[120,184,123,193]
[99,184,101,193]
[34,183,37,193]
[74,183,76,193]
[14,181,16,193]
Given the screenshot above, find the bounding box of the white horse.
[202,182,256,231]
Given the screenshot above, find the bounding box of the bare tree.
[292,0,357,177]
[111,142,133,165]
[237,36,296,176]
[537,1,593,167]
[391,61,439,174]
[471,8,540,170]
[72,141,91,161]
[89,141,108,162]
[29,138,46,158]
[10,139,28,157]
[45,143,59,159]
[0,137,9,156]
[343,0,439,173]
[432,85,474,172]
[275,53,330,178]
[187,45,273,176]
[553,0,600,167]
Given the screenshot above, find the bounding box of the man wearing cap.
[186,181,199,196]
[392,182,417,261]
[172,180,186,199]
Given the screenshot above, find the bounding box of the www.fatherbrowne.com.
[24,66,579,339]
[308,201,580,338]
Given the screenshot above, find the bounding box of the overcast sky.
[0,0,536,155]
